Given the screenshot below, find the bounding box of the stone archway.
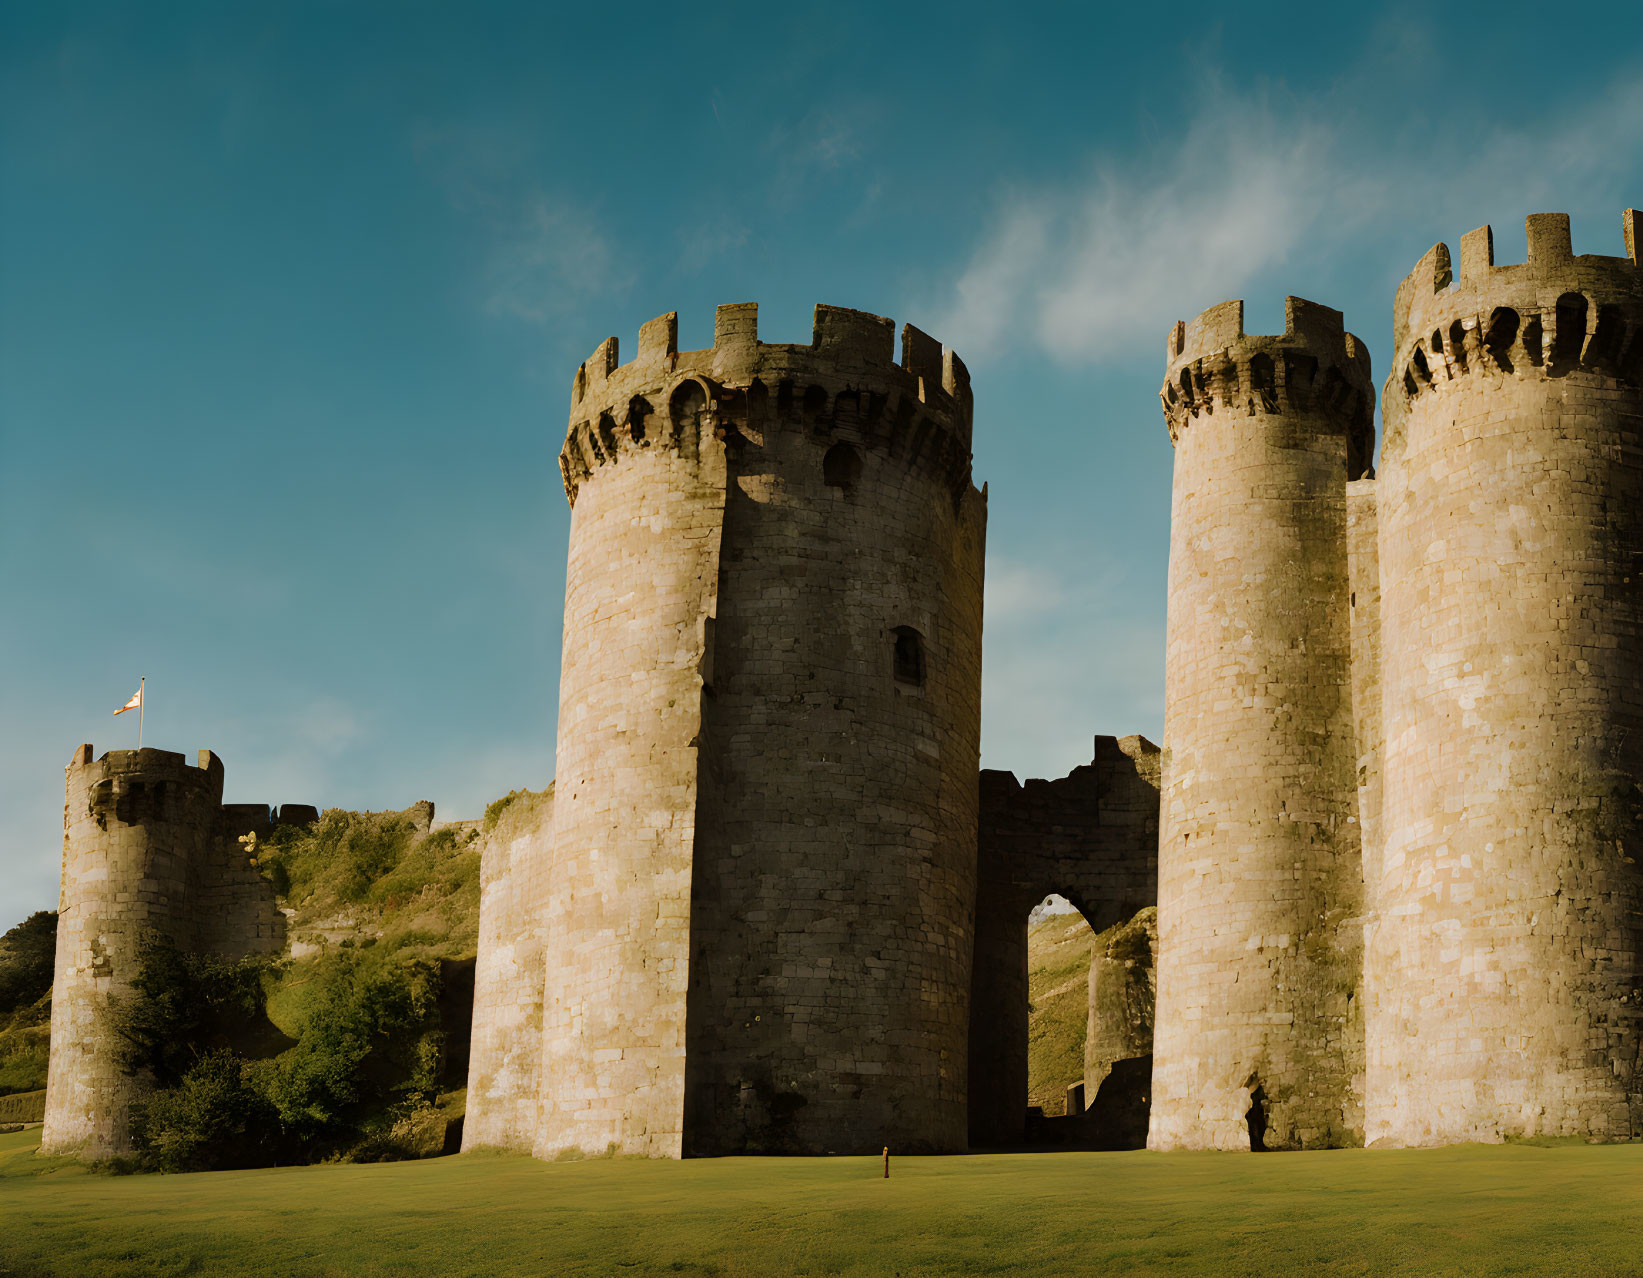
[968,735,1159,1148]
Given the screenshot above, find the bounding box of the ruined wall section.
[1152,297,1372,1152]
[537,325,730,1159]
[463,786,554,1153]
[676,304,984,1155]
[201,803,299,958]
[1085,906,1157,1099]
[1370,211,1643,1146]
[970,735,1159,1147]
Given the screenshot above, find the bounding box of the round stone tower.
[42,745,225,1158]
[1369,210,1643,1145]
[1152,297,1373,1151]
[540,303,986,1158]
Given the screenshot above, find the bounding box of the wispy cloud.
[413,123,631,326]
[933,71,1643,366]
[674,218,750,276]
[934,86,1345,362]
[767,108,862,173]
[762,103,884,212]
[483,196,630,325]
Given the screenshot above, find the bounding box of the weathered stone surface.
[1368,211,1643,1146]
[42,746,291,1158]
[529,304,986,1159]
[1153,297,1371,1151]
[462,788,554,1152]
[1085,906,1156,1097]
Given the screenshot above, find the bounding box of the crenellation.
[557,303,975,511]
[900,321,944,394]
[1391,211,1642,369]
[1525,211,1574,265]
[1160,296,1374,475]
[1459,223,1495,279]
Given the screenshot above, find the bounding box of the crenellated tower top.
[559,303,975,509]
[65,744,225,811]
[1386,211,1643,445]
[1159,296,1375,479]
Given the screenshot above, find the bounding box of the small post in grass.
[883,1146,889,1179]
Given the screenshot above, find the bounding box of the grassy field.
[4,1127,1640,1277]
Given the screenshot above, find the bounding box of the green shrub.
[0,1010,49,1095]
[482,790,521,832]
[368,830,479,908]
[112,935,277,1088]
[259,950,444,1155]
[129,1050,277,1173]
[0,912,56,1018]
[257,810,419,906]
[114,937,447,1169]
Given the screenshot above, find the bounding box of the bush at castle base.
[258,947,444,1152]
[129,1050,279,1173]
[113,934,446,1172]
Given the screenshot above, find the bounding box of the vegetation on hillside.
[1025,908,1098,1115]
[255,809,482,960]
[114,932,453,1172]
[0,911,56,1096]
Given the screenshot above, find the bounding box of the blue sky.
[3,1,1640,916]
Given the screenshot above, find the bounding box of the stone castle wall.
[1367,211,1643,1145]
[536,303,985,1158]
[1151,298,1372,1151]
[969,736,1159,1146]
[462,786,554,1152]
[42,746,289,1158]
[1347,481,1384,899]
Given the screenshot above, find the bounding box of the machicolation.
[559,303,975,511]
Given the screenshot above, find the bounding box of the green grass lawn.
[3,1127,1639,1277]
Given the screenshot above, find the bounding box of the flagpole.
[138,676,144,749]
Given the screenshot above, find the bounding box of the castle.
[40,208,1643,1159]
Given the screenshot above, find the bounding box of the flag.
[114,686,142,716]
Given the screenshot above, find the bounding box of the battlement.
[64,745,318,839]
[1164,297,1361,371]
[1388,212,1643,421]
[66,744,224,793]
[218,803,320,835]
[1159,297,1375,476]
[1392,210,1643,353]
[559,303,975,509]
